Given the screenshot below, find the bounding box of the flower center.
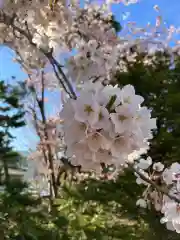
[118,115,127,121]
[84,104,93,115]
[99,111,104,120]
[124,96,131,104]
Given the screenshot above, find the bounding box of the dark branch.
[128,163,180,203]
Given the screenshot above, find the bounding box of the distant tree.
[0,80,25,185]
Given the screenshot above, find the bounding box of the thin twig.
[48,57,73,98]
[50,56,76,99]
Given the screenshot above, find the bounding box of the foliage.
[0,80,25,184]
[0,180,57,240]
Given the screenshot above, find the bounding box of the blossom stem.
[106,95,117,112]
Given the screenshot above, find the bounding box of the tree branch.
[0,11,77,99]
[128,163,180,203]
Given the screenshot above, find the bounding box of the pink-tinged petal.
[87,132,103,152]
[60,100,74,126]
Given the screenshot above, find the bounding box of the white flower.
[136,157,152,170]
[173,221,180,233]
[72,92,100,126]
[166,221,176,231]
[83,81,103,96]
[120,85,144,107]
[135,107,156,139]
[110,104,135,134]
[64,120,87,146]
[153,5,160,11]
[127,147,149,163]
[153,162,164,172]
[111,135,131,158]
[160,217,176,232]
[92,149,112,164]
[160,217,168,224]
[98,84,121,107]
[87,132,107,152]
[67,141,92,161]
[162,198,180,233]
[91,106,111,130]
[136,198,147,208]
[163,162,180,185]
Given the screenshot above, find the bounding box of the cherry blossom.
[72,92,100,125]
[136,198,147,208]
[153,162,164,172]
[135,156,152,170]
[60,82,156,172]
[163,162,180,185]
[120,84,144,106]
[161,195,180,233]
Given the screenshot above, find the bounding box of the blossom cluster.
[0,0,122,83]
[1,0,177,90]
[60,82,156,173]
[134,158,180,234]
[161,163,180,233]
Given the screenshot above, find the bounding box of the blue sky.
[0,0,179,151]
[112,0,180,27]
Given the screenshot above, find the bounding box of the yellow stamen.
[118,115,127,121]
[124,96,131,104]
[99,111,104,120]
[84,105,93,115]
